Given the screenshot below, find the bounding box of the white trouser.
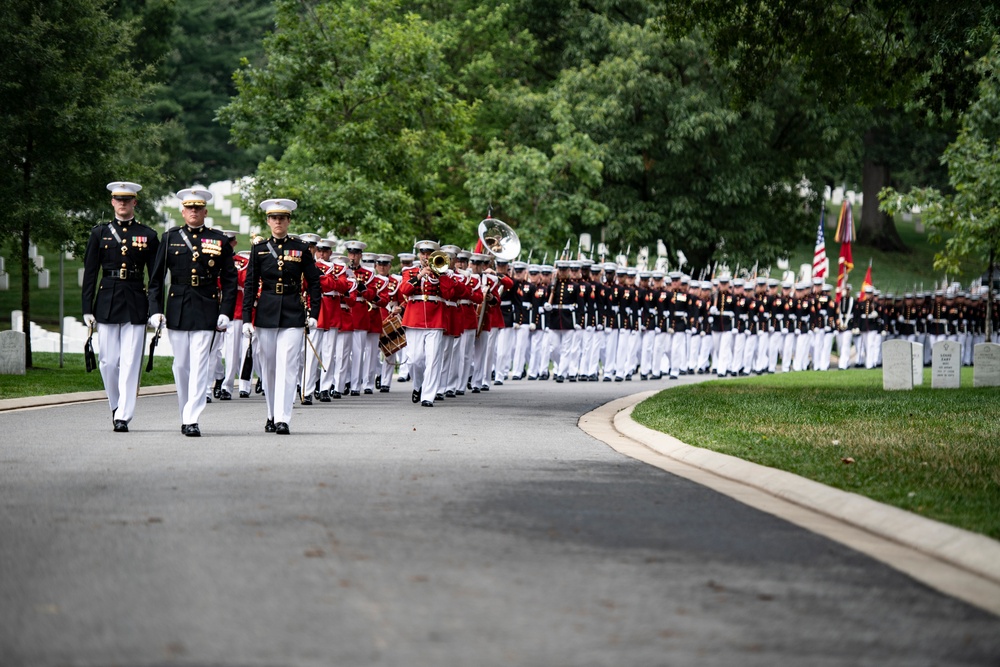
[865,331,882,368]
[603,328,619,378]
[495,326,515,381]
[697,332,712,371]
[333,329,352,393]
[380,350,396,390]
[564,328,582,377]
[639,329,657,375]
[362,331,380,391]
[407,327,444,402]
[615,330,633,379]
[396,343,411,380]
[668,330,687,377]
[349,330,367,390]
[793,331,812,371]
[731,330,747,374]
[651,331,669,376]
[473,328,497,387]
[304,328,326,395]
[221,318,245,394]
[168,329,215,426]
[767,331,783,373]
[753,332,770,373]
[715,331,734,377]
[319,328,338,392]
[527,328,546,377]
[837,330,854,369]
[97,322,146,424]
[454,330,475,391]
[511,325,530,378]
[255,327,303,424]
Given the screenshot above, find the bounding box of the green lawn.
[0,352,175,400]
[631,369,1000,539]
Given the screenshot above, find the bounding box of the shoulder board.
[252,235,267,245]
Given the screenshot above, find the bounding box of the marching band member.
[398,240,459,407]
[240,198,321,435]
[147,187,237,437]
[394,252,416,382]
[375,254,403,393]
[82,181,160,432]
[344,241,376,396]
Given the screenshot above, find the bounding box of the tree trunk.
[858,128,907,252]
[20,216,33,369]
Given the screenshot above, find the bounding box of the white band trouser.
[97,322,146,424]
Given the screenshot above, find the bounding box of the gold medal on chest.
[208,259,215,267]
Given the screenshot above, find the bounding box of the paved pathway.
[2,377,999,666]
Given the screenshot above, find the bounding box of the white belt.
[500,301,512,306]
[444,301,457,307]
[552,304,576,310]
[457,299,473,306]
[722,311,735,316]
[416,295,445,303]
[672,311,687,317]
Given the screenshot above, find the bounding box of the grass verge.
[0,352,175,400]
[631,369,1000,539]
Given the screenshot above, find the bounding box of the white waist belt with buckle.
[418,295,445,303]
[445,301,457,307]
[672,311,687,317]
[457,299,473,306]
[552,304,576,310]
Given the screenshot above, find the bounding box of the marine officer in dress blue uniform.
[81,181,160,432]
[147,187,238,437]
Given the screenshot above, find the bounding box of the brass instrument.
[427,250,451,274]
[478,217,521,261]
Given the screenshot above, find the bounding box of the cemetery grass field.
[0,352,175,400]
[631,368,1000,539]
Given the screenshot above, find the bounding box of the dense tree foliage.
[1,0,166,366]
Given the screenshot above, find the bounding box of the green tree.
[219,0,475,249]
[880,41,1000,335]
[673,0,1000,252]
[0,0,166,367]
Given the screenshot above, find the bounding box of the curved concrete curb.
[580,391,1000,615]
[0,385,176,412]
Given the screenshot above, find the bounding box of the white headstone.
[239,215,251,234]
[38,269,50,289]
[932,340,961,389]
[0,273,7,291]
[0,256,5,272]
[205,217,214,227]
[64,250,74,260]
[11,310,23,332]
[33,254,44,269]
[78,267,86,287]
[882,340,914,390]
[230,207,241,226]
[911,342,924,385]
[0,330,26,375]
[973,343,1000,388]
[27,243,37,259]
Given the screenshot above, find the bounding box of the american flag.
[812,205,829,279]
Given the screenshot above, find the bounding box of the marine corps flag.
[834,200,855,303]
[859,260,873,301]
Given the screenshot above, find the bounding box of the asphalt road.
[2,376,999,666]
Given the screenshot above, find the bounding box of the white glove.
[852,328,860,335]
[216,314,230,331]
[768,326,775,333]
[880,331,888,338]
[709,306,720,316]
[147,313,165,328]
[780,327,788,334]
[824,326,832,333]
[83,313,96,328]
[699,331,706,337]
[666,328,673,334]
[543,302,553,312]
[513,323,521,329]
[574,324,582,330]
[544,326,551,332]
[529,323,536,331]
[794,329,800,336]
[242,322,255,338]
[654,327,662,333]
[586,325,594,332]
[596,324,604,331]
[306,317,318,331]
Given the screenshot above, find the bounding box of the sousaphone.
[478,217,520,261]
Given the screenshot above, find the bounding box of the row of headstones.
[883,339,1000,389]
[0,311,177,375]
[0,245,79,291]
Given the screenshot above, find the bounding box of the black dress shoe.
[239,391,250,398]
[435,393,445,401]
[265,418,276,433]
[364,388,373,395]
[213,379,222,399]
[181,424,188,433]
[205,395,212,403]
[527,375,537,381]
[603,377,612,382]
[184,424,201,437]
[275,422,290,435]
[481,385,489,391]
[332,391,342,399]
[350,390,361,397]
[320,390,331,402]
[554,375,564,383]
[375,375,381,389]
[380,386,390,393]
[397,374,410,382]
[455,389,464,396]
[113,420,128,433]
[301,395,312,406]
[471,386,480,394]
[567,376,576,383]
[421,400,433,407]
[411,389,421,404]
[255,379,263,394]
[445,390,456,398]
[219,389,232,400]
